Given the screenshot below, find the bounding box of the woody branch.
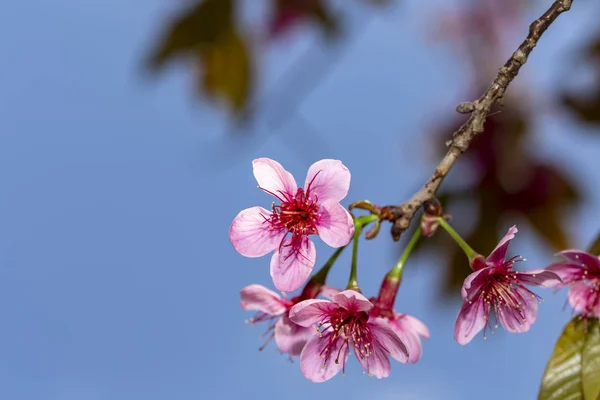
[377,0,574,241]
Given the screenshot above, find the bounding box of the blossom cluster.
[229,158,598,382]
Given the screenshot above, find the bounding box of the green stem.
[437,217,478,260]
[310,245,346,285]
[346,214,378,291]
[388,228,422,280]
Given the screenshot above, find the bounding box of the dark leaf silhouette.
[561,34,600,125]
[147,0,252,115]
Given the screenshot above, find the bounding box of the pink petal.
[230,207,285,257]
[240,284,287,315]
[558,249,600,273]
[357,342,390,379]
[274,314,315,357]
[333,290,373,313]
[461,268,490,301]
[304,159,351,203]
[454,298,488,345]
[396,314,430,339]
[389,319,423,363]
[516,269,562,287]
[252,158,297,199]
[497,289,537,333]
[270,237,316,292]
[370,317,409,364]
[316,199,354,248]
[470,255,487,272]
[546,262,587,287]
[486,225,518,265]
[300,334,345,382]
[568,281,600,317]
[319,285,341,300]
[289,299,338,327]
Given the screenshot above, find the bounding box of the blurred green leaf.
[526,207,570,251]
[560,34,600,125]
[196,28,252,113]
[147,0,252,115]
[148,0,233,66]
[562,93,600,124]
[588,233,600,256]
[539,317,600,400]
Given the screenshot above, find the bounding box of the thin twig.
[380,0,575,241]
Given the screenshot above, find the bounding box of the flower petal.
[289,299,338,327]
[357,342,391,379]
[389,319,423,364]
[274,314,315,357]
[461,268,490,301]
[486,225,518,265]
[300,334,345,382]
[270,237,316,292]
[230,207,284,257]
[253,158,297,199]
[304,159,351,202]
[333,290,373,313]
[397,314,430,339]
[558,250,600,274]
[370,317,409,364]
[319,285,342,300]
[545,262,585,287]
[497,289,537,333]
[454,298,488,345]
[516,269,562,288]
[568,281,600,317]
[240,284,287,315]
[315,200,354,248]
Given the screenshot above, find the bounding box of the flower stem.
[346,214,378,291]
[437,217,478,260]
[310,246,345,285]
[388,227,422,280]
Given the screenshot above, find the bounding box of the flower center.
[317,309,373,373]
[475,258,541,336]
[270,187,320,237]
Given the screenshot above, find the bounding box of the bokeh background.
[1,0,600,399]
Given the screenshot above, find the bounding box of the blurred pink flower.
[546,250,600,318]
[289,290,408,382]
[368,278,430,364]
[230,158,354,292]
[455,226,561,345]
[241,284,314,357]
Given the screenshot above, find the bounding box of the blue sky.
[1,0,600,399]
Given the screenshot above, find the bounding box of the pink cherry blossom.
[230,158,354,292]
[240,284,314,357]
[381,313,429,364]
[289,290,409,382]
[324,284,429,364]
[545,249,600,318]
[455,226,561,345]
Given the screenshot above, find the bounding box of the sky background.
[1,0,600,399]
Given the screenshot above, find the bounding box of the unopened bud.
[420,214,440,238]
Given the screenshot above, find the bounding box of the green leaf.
[539,318,600,400]
[582,322,600,400]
